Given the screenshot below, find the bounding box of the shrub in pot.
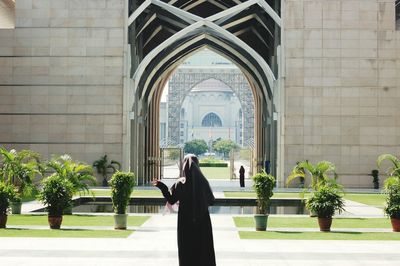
[287,160,338,217]
[252,170,275,231]
[109,171,136,229]
[371,169,379,190]
[47,155,96,214]
[383,178,400,232]
[37,174,73,229]
[377,154,400,231]
[0,148,43,214]
[306,181,345,232]
[0,182,16,228]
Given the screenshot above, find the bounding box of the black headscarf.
[182,154,215,222]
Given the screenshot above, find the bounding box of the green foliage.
[0,147,43,199]
[383,176,400,218]
[167,148,181,161]
[200,156,224,164]
[0,182,16,214]
[198,162,228,167]
[184,139,208,156]
[377,154,400,178]
[213,139,239,158]
[37,174,74,216]
[92,155,121,186]
[306,181,345,218]
[199,155,227,167]
[287,160,337,190]
[109,171,136,214]
[252,170,275,214]
[377,154,400,218]
[47,154,96,195]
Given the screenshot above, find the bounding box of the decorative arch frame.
[125,0,282,184]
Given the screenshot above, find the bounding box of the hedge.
[199,162,228,168]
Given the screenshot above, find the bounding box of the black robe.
[156,165,216,266]
[239,167,245,187]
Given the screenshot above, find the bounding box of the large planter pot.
[254,214,269,231]
[318,217,332,232]
[390,218,400,232]
[48,215,63,229]
[0,214,7,228]
[11,201,22,214]
[114,214,128,230]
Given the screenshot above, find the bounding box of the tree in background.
[167,148,181,161]
[184,139,208,156]
[213,139,239,159]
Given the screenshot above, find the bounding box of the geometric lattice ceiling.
[129,0,281,74]
[128,0,281,101]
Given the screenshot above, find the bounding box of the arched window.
[202,112,222,127]
[180,108,185,119]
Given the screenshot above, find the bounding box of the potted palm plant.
[109,171,136,229]
[252,170,275,231]
[306,181,345,232]
[377,154,400,231]
[47,154,96,214]
[93,155,121,187]
[37,174,73,229]
[0,148,43,214]
[287,160,337,190]
[0,182,16,228]
[287,160,338,217]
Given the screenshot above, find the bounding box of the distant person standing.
[239,165,245,188]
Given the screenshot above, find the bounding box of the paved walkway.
[4,185,395,265]
[2,214,400,265]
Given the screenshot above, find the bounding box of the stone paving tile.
[1,215,400,265]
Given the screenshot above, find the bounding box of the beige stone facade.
[0,0,125,169]
[283,0,400,188]
[1,0,399,188]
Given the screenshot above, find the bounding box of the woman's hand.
[151,178,160,186]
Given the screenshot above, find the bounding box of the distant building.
[162,50,254,147]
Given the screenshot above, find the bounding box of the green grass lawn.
[239,231,400,240]
[225,192,386,208]
[344,193,386,208]
[7,214,150,226]
[0,229,133,238]
[202,167,230,179]
[233,217,392,228]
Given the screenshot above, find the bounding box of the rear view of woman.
[152,154,216,266]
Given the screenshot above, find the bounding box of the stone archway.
[126,0,282,184]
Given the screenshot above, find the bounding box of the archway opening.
[158,50,256,180]
[127,0,282,185]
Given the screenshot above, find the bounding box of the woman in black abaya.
[152,154,216,266]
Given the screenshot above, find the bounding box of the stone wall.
[0,0,125,170]
[284,0,400,188]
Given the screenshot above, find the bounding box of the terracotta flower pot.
[390,218,400,232]
[0,214,7,228]
[318,217,332,232]
[48,215,63,229]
